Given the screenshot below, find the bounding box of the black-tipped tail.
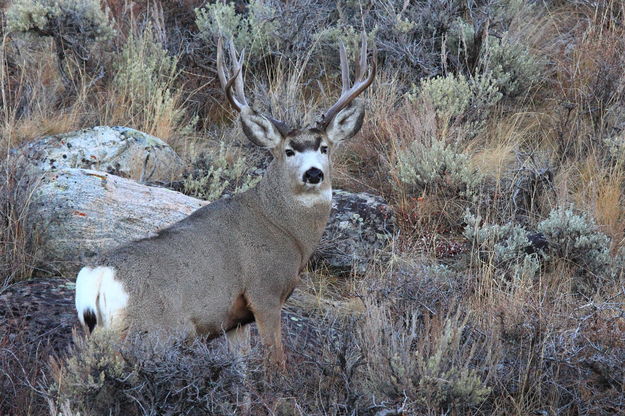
[83,309,97,333]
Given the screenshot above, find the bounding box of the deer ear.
[240,106,283,148]
[325,99,365,145]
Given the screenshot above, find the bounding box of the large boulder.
[314,190,395,273]
[15,126,186,182]
[29,168,209,276]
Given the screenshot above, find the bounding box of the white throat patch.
[296,188,332,207]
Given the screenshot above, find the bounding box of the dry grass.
[0,159,42,287]
[0,330,54,416]
[567,156,625,247]
[0,36,84,151]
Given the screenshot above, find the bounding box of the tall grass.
[0,160,42,286]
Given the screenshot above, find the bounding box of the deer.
[74,33,376,367]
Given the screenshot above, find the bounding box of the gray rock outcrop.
[15,126,186,182]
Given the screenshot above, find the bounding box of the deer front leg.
[252,305,286,369]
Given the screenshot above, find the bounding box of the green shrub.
[49,331,136,415]
[464,211,542,282]
[365,0,463,79]
[602,133,625,168]
[444,4,542,100]
[416,72,502,130]
[183,143,262,201]
[6,0,113,41]
[195,1,278,61]
[397,137,482,200]
[6,0,114,87]
[192,0,536,85]
[536,206,612,281]
[109,27,185,140]
[395,134,484,232]
[480,36,542,100]
[464,206,615,291]
[361,306,492,413]
[418,73,473,120]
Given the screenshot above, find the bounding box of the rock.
[313,190,395,273]
[29,168,209,276]
[14,126,186,182]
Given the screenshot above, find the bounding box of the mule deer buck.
[75,33,376,366]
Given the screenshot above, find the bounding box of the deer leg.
[252,306,286,369]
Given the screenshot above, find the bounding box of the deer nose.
[303,167,324,184]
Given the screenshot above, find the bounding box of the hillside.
[1,1,625,414]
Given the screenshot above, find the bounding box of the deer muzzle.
[303,167,324,184]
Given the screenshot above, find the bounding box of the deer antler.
[318,32,376,129]
[216,37,248,112]
[216,37,291,135]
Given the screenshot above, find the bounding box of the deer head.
[216,33,376,202]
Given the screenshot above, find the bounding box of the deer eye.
[285,149,295,157]
[320,146,328,154]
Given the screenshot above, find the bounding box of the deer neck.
[254,161,332,268]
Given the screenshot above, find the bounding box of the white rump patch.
[97,267,129,328]
[75,266,100,327]
[75,266,128,330]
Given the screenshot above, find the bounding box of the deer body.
[79,163,329,335]
[75,34,375,366]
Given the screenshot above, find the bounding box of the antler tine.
[216,37,229,91]
[266,116,291,137]
[339,41,350,95]
[318,32,377,129]
[228,39,248,108]
[355,31,368,82]
[216,37,247,112]
[223,67,243,112]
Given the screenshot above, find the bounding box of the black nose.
[303,167,324,184]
